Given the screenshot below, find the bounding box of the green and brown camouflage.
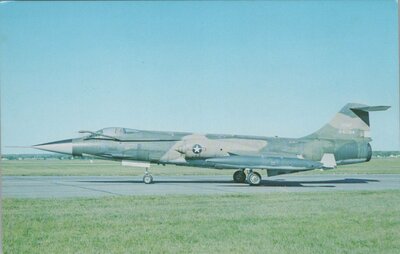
[34,103,389,185]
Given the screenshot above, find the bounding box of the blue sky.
[1,1,398,153]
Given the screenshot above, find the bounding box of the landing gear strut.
[233,170,246,183]
[143,168,154,184]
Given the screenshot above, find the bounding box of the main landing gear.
[233,170,246,183]
[233,169,262,186]
[247,171,261,186]
[143,168,154,184]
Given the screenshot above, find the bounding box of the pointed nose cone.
[33,139,73,155]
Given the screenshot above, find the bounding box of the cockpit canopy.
[93,127,139,138]
[81,127,187,141]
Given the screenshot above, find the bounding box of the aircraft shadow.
[79,178,379,188]
[79,180,231,184]
[227,178,379,187]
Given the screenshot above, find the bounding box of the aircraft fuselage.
[32,103,388,185]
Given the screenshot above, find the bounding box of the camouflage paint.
[35,103,389,177]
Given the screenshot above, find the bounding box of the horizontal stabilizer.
[350,106,390,112]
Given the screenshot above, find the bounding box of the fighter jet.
[33,103,389,185]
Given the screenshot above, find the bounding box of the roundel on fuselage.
[192,144,203,154]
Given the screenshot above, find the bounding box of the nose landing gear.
[143,168,154,184]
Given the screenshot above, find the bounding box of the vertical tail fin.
[305,103,390,139]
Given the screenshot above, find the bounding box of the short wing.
[206,155,322,171]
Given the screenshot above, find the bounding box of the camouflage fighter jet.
[33,103,389,185]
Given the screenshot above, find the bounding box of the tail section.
[305,103,390,140]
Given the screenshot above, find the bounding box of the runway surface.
[3,174,400,198]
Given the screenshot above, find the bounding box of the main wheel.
[233,170,246,183]
[143,174,153,184]
[247,172,261,186]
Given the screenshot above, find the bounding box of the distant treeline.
[2,151,400,160]
[373,151,400,158]
[2,154,81,160]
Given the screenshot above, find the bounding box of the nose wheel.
[143,168,154,184]
[143,174,153,184]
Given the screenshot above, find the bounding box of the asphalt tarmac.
[3,174,400,198]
